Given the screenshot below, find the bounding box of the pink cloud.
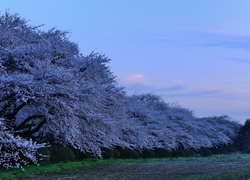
[170,79,185,86]
[122,74,150,85]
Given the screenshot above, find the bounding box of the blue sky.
[1,0,250,123]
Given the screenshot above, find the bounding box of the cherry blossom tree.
[117,93,241,151]
[0,12,126,157]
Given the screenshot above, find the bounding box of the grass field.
[1,154,250,180]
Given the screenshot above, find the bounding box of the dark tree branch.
[15,114,44,131]
[15,117,47,139]
[9,100,30,120]
[29,118,46,134]
[49,93,70,98]
[0,92,16,103]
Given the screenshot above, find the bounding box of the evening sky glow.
[1,0,249,123]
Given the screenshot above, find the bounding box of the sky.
[1,0,249,123]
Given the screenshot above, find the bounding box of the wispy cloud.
[121,78,187,94]
[121,75,250,101]
[184,87,223,97]
[161,87,224,98]
[149,36,172,42]
[196,29,250,37]
[179,27,250,38]
[123,78,223,98]
[156,80,186,92]
[232,88,250,98]
[162,85,250,101]
[154,79,222,98]
[180,28,250,51]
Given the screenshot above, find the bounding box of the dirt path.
[24,160,250,180]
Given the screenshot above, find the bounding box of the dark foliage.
[141,149,155,158]
[101,147,114,159]
[234,119,250,153]
[154,148,172,157]
[171,149,186,157]
[49,145,75,163]
[113,149,120,158]
[200,148,213,156]
[72,149,93,160]
[119,148,140,159]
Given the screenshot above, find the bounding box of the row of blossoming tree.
[0,12,241,168]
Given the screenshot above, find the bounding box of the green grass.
[0,158,147,180]
[1,155,250,180]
